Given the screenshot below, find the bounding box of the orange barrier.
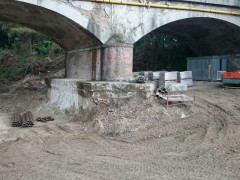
[223,72,240,79]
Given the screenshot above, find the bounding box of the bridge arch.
[0,0,111,50]
[128,10,240,55]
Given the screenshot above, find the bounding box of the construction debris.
[11,112,55,127]
[24,80,46,91]
[11,111,34,128]
[156,87,169,98]
[22,111,34,128]
[36,116,54,123]
[137,71,194,88]
[11,113,22,127]
[131,75,146,83]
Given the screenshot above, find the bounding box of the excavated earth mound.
[0,82,240,179]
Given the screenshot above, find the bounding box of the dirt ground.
[0,81,240,179]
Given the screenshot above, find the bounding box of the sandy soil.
[0,82,240,179]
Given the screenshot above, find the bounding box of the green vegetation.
[0,22,64,56]
[0,22,197,81]
[133,31,197,72]
[0,22,64,82]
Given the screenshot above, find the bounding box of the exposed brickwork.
[66,44,133,81]
[66,48,102,80]
[102,44,133,81]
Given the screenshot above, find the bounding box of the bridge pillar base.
[66,43,133,81]
[102,43,133,81]
[46,79,155,120]
[66,46,102,80]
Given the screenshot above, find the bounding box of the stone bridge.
[1,0,240,81]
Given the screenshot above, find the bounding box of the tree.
[0,22,64,56]
[133,31,197,71]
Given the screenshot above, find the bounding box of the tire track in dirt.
[1,82,240,179]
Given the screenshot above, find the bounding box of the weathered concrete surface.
[47,79,80,114]
[46,79,155,120]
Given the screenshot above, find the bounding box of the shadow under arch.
[135,17,240,56]
[0,0,105,50]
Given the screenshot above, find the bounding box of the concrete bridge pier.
[101,43,133,81]
[66,43,133,81]
[66,46,102,80]
[47,43,149,120]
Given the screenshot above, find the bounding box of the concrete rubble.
[46,79,156,120]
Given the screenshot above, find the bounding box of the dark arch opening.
[133,32,197,72]
[0,1,102,51]
[158,17,240,56]
[133,17,240,72]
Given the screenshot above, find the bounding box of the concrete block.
[159,72,178,81]
[139,71,153,80]
[148,71,163,81]
[181,79,193,87]
[47,79,155,120]
[159,80,178,87]
[178,71,193,79]
[167,83,187,92]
